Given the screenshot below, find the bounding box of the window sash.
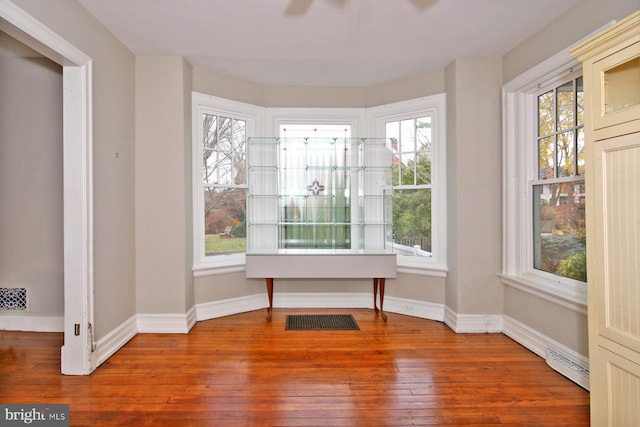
[501,50,587,307]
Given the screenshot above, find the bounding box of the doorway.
[0,1,94,375]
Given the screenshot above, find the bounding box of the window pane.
[276,125,353,251]
[392,188,431,256]
[399,153,415,185]
[202,114,247,185]
[556,131,575,177]
[533,182,586,281]
[416,117,432,152]
[576,76,584,126]
[203,114,217,150]
[400,119,415,152]
[556,81,575,131]
[539,136,554,179]
[416,151,431,185]
[204,187,246,255]
[577,128,585,176]
[538,90,553,137]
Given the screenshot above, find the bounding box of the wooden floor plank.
[0,309,589,426]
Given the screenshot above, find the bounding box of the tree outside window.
[533,77,586,281]
[202,113,247,255]
[386,117,432,256]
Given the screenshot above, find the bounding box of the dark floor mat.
[285,314,360,330]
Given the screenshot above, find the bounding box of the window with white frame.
[192,93,261,270]
[368,95,447,271]
[193,94,447,274]
[502,51,586,305]
[533,76,586,282]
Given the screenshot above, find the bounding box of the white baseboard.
[0,315,64,332]
[384,296,445,321]
[137,306,197,334]
[93,315,137,367]
[503,315,589,390]
[196,293,267,321]
[443,306,503,333]
[195,292,445,322]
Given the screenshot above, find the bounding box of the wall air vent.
[0,288,27,310]
[546,348,590,390]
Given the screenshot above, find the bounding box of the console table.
[246,254,397,321]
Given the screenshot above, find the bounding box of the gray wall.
[445,57,504,316]
[135,55,194,315]
[0,34,63,319]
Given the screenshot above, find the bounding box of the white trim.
[503,315,589,389]
[196,294,268,321]
[0,315,64,332]
[193,263,246,277]
[196,292,444,322]
[93,315,137,367]
[137,306,197,334]
[264,107,367,137]
[443,307,503,333]
[0,0,95,375]
[383,296,444,321]
[499,273,587,314]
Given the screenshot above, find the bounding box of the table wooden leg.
[378,278,387,322]
[373,278,379,313]
[265,278,274,321]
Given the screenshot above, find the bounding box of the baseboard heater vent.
[546,348,590,390]
[0,287,27,311]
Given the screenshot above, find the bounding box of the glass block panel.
[280,196,306,223]
[533,182,586,281]
[363,140,392,167]
[248,138,277,167]
[249,195,278,224]
[247,137,392,253]
[249,224,278,253]
[248,168,277,196]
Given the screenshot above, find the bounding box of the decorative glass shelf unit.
[246,137,394,254]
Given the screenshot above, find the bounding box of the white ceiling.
[77,0,580,87]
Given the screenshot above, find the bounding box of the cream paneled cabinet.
[571,11,640,426]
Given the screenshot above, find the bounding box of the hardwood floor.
[0,309,589,426]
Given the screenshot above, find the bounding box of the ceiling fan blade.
[285,0,314,16]
[409,0,437,11]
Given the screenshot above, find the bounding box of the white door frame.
[0,0,95,375]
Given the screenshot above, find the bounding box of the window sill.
[499,272,587,314]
